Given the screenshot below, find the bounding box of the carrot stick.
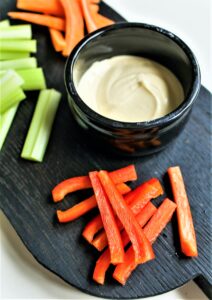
[52,165,136,202]
[17,0,99,17]
[60,0,84,57]
[17,0,64,17]
[49,28,66,52]
[167,166,198,257]
[113,198,177,285]
[89,171,124,264]
[90,4,99,13]
[93,202,157,284]
[80,0,98,33]
[91,178,163,251]
[92,13,114,28]
[98,171,155,264]
[57,183,130,223]
[8,12,65,31]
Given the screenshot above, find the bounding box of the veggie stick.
[0,88,25,114]
[82,183,131,242]
[0,104,19,150]
[21,89,61,162]
[113,198,177,285]
[17,0,65,17]
[57,183,130,223]
[90,4,99,13]
[98,171,155,264]
[167,166,198,257]
[81,0,98,33]
[16,0,99,17]
[89,171,124,264]
[52,164,136,202]
[49,28,66,52]
[93,202,157,284]
[8,12,65,31]
[16,68,46,90]
[0,20,10,28]
[60,0,84,56]
[0,51,30,61]
[0,57,37,70]
[0,39,37,52]
[89,178,163,250]
[124,177,163,204]
[0,25,32,40]
[0,70,25,114]
[92,13,114,28]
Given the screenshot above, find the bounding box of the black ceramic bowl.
[65,23,201,156]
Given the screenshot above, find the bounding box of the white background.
[1,0,211,299]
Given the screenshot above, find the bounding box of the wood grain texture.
[0,1,212,298]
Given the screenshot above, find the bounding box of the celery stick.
[0,25,32,40]
[16,68,46,90]
[0,20,10,28]
[0,70,26,114]
[0,57,37,70]
[0,103,19,150]
[0,68,46,90]
[0,70,24,99]
[0,39,37,52]
[0,51,30,60]
[0,87,25,114]
[21,89,61,162]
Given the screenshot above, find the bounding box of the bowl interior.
[73,24,195,102]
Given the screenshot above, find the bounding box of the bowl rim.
[65,22,201,129]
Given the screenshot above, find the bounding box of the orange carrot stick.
[167,166,198,257]
[90,4,99,13]
[8,12,65,31]
[92,13,114,28]
[17,0,64,17]
[80,0,98,33]
[60,0,84,56]
[57,183,130,223]
[113,198,177,285]
[49,28,66,52]
[93,202,157,284]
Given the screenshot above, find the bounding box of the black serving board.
[0,1,212,299]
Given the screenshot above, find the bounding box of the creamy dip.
[76,55,184,122]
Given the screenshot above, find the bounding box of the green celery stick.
[0,25,32,40]
[0,87,25,114]
[0,70,26,114]
[0,57,37,70]
[0,39,37,52]
[0,20,10,28]
[0,68,46,90]
[0,103,19,150]
[21,89,61,162]
[16,68,46,90]
[0,51,30,60]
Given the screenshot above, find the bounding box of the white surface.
[1,0,211,299]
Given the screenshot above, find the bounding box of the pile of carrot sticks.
[8,0,114,56]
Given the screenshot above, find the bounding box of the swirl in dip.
[76,55,184,122]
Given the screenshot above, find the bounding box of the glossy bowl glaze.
[65,23,201,156]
